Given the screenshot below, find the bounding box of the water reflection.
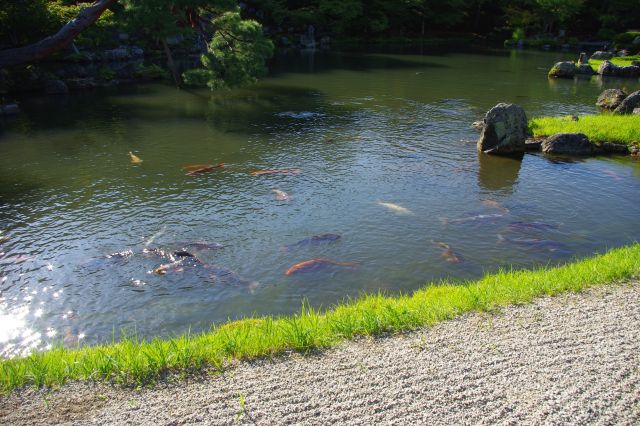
[477,153,523,194]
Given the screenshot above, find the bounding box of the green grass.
[589,55,640,72]
[1,244,640,394]
[529,115,640,146]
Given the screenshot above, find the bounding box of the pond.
[1,49,639,357]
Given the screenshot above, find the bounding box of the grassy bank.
[529,115,640,146]
[1,244,640,394]
[589,55,640,71]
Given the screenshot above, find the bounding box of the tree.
[183,10,274,89]
[0,0,117,68]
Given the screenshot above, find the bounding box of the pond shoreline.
[1,244,639,395]
[1,278,638,424]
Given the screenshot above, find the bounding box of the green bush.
[134,63,167,80]
[614,31,640,50]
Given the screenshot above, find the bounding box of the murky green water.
[1,49,639,357]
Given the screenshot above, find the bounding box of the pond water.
[1,49,639,357]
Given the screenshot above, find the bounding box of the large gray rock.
[614,90,640,114]
[44,79,69,95]
[548,61,576,78]
[590,51,614,60]
[596,89,627,110]
[542,133,593,155]
[597,60,640,77]
[477,103,528,155]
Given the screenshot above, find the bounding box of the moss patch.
[529,115,640,146]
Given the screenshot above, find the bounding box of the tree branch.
[0,0,118,68]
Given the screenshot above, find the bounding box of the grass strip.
[589,55,640,71]
[529,115,640,146]
[1,244,640,394]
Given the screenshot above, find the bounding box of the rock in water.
[596,89,627,110]
[614,90,640,114]
[548,61,577,78]
[575,64,595,75]
[590,51,614,60]
[477,103,528,155]
[542,133,593,155]
[598,61,640,78]
[633,107,640,115]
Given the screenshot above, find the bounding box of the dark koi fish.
[177,241,224,251]
[206,265,258,289]
[285,258,357,276]
[282,234,341,251]
[507,221,559,232]
[184,163,225,176]
[431,241,463,263]
[251,168,302,176]
[498,235,566,252]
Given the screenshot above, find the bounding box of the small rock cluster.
[596,89,640,114]
[548,51,640,79]
[475,102,634,157]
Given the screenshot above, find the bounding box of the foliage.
[184,10,273,89]
[1,243,639,394]
[134,63,168,80]
[529,115,640,146]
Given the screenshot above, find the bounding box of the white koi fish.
[377,201,412,215]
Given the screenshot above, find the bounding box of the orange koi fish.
[285,258,357,276]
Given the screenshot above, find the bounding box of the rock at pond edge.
[477,103,528,155]
[596,89,627,110]
[542,133,593,155]
[614,90,640,114]
[548,61,576,78]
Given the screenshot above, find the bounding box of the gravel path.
[2,282,639,425]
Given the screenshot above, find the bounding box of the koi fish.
[153,260,184,275]
[177,241,224,251]
[481,199,510,213]
[106,250,133,259]
[285,258,357,275]
[431,241,463,263]
[377,201,412,215]
[498,234,566,252]
[507,221,559,231]
[441,213,504,225]
[129,151,143,164]
[282,234,341,251]
[251,168,303,176]
[206,265,257,289]
[184,163,224,176]
[272,189,290,201]
[602,169,622,181]
[145,226,166,248]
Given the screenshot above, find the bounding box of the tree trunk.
[0,0,118,68]
[162,39,181,87]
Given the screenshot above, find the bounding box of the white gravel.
[1,282,639,425]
